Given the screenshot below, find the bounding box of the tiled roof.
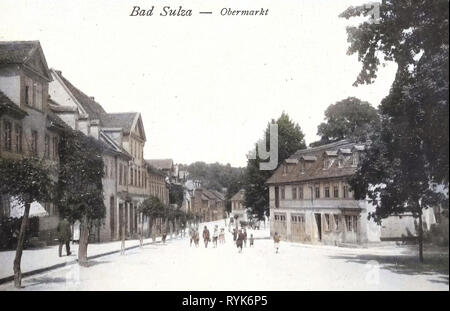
[266,140,362,185]
[0,41,39,64]
[51,69,106,119]
[146,159,174,170]
[209,190,226,201]
[0,90,27,117]
[100,113,137,134]
[147,164,167,177]
[47,110,72,131]
[231,189,245,201]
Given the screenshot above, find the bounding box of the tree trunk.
[418,210,424,263]
[13,201,31,288]
[78,216,89,267]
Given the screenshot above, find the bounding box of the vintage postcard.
[0,0,448,299]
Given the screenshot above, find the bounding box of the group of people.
[232,227,254,253]
[189,225,226,248]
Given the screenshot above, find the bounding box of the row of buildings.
[0,41,174,244]
[182,180,227,222]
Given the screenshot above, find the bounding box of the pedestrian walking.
[194,229,200,247]
[57,218,72,257]
[233,228,237,241]
[162,227,167,244]
[202,226,210,248]
[189,226,195,247]
[249,234,254,247]
[212,225,219,248]
[273,232,280,253]
[219,228,225,244]
[236,229,244,253]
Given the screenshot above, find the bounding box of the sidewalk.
[0,235,175,284]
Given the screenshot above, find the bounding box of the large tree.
[0,158,55,288]
[57,131,106,266]
[317,97,380,143]
[244,112,306,219]
[342,0,449,262]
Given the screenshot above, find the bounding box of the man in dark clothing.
[57,218,72,257]
[202,226,210,248]
[236,229,244,253]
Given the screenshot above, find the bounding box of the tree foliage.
[0,157,55,204]
[56,130,106,225]
[185,162,244,193]
[139,195,166,218]
[169,183,184,207]
[244,112,306,219]
[317,97,380,143]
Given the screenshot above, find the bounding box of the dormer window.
[300,161,305,174]
[282,164,287,176]
[323,157,329,169]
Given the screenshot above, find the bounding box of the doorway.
[315,213,322,241]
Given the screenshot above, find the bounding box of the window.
[291,215,297,222]
[343,185,349,198]
[333,215,339,230]
[352,153,359,166]
[15,124,22,153]
[345,215,358,232]
[130,168,134,186]
[44,135,50,158]
[298,186,303,199]
[325,186,330,198]
[3,121,12,151]
[281,187,285,200]
[333,185,339,198]
[338,157,343,168]
[292,186,297,200]
[34,82,42,110]
[138,170,141,188]
[315,185,320,199]
[274,215,279,221]
[31,130,38,155]
[25,85,30,106]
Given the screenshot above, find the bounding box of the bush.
[0,217,32,250]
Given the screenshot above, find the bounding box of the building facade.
[191,187,226,222]
[48,68,150,242]
[230,189,247,222]
[0,41,67,243]
[266,140,381,245]
[266,140,437,245]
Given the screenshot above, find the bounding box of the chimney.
[90,96,95,101]
[55,70,62,75]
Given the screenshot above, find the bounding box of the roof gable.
[0,41,51,81]
[51,69,106,119]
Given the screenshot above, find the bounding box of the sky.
[0,0,396,167]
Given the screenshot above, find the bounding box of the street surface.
[0,220,448,290]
